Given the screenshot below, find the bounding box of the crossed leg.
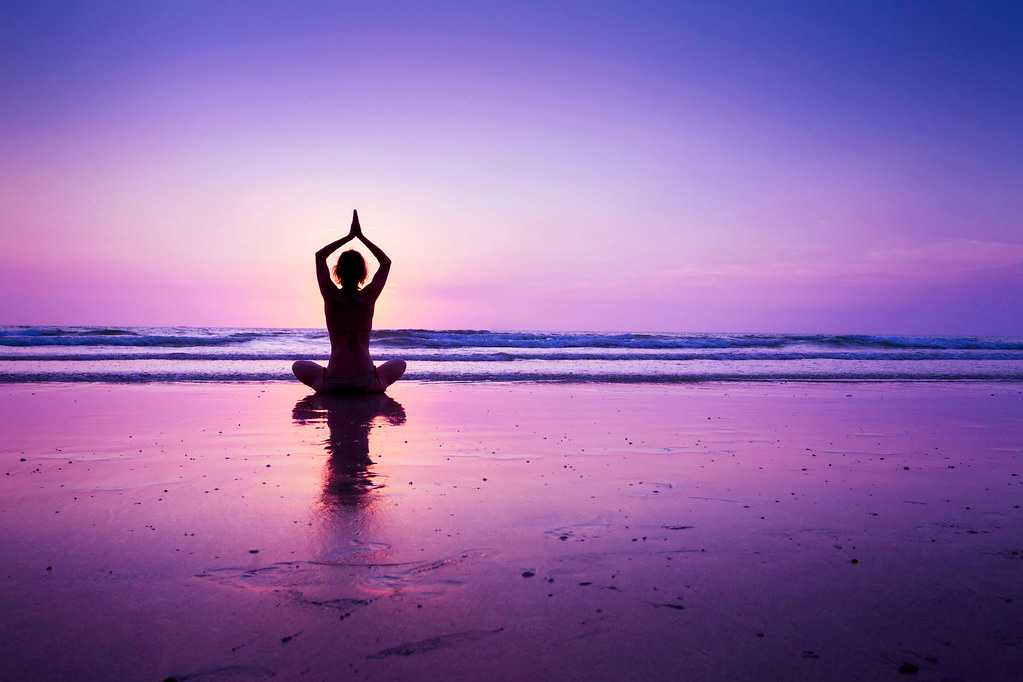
[292,360,326,392]
[375,359,407,389]
[291,359,406,393]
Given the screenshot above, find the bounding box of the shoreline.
[5,375,1023,384]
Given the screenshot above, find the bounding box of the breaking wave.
[2,326,1022,351]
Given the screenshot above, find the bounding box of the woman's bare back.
[292,210,406,394]
[324,289,376,381]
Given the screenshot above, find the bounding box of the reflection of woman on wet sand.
[292,210,406,394]
[292,393,406,506]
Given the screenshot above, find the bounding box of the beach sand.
[1,381,1021,681]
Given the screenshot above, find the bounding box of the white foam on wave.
[2,326,1022,351]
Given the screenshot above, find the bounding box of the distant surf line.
[1,326,1022,351]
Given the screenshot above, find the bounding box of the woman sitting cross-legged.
[292,210,406,393]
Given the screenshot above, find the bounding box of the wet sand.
[1,381,1021,681]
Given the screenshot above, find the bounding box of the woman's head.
[334,250,367,288]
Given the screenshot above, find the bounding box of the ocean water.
[2,326,1023,384]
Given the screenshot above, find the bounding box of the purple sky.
[2,2,1021,333]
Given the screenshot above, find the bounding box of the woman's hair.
[333,250,368,288]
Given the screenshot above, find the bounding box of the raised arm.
[315,219,357,298]
[353,211,392,299]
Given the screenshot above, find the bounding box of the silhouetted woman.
[292,210,406,393]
